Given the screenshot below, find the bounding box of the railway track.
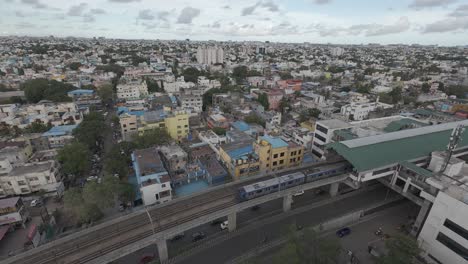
[8,160,345,264]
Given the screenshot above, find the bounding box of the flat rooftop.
[329,120,468,172]
[8,162,53,176]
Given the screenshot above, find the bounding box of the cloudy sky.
[1,0,468,45]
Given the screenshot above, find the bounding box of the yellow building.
[254,135,304,172]
[219,140,260,180]
[164,111,189,140]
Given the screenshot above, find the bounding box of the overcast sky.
[1,0,468,45]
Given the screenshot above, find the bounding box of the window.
[18,181,26,186]
[316,124,328,134]
[279,160,284,164]
[444,219,468,240]
[428,254,443,264]
[298,150,302,155]
[312,150,322,158]
[29,177,39,181]
[185,125,188,128]
[436,232,468,260]
[177,126,181,129]
[315,134,327,143]
[162,184,166,188]
[280,152,285,157]
[273,161,277,166]
[273,154,278,159]
[20,188,29,193]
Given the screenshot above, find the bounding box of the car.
[210,218,224,226]
[30,199,43,207]
[336,227,351,238]
[170,233,185,242]
[139,254,155,264]
[191,232,206,242]
[87,176,98,181]
[251,205,261,211]
[293,190,304,196]
[220,220,228,230]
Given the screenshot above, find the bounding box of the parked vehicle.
[30,199,43,207]
[169,232,185,242]
[336,227,351,238]
[293,190,304,196]
[139,254,155,264]
[191,232,206,242]
[210,218,224,226]
[220,220,228,230]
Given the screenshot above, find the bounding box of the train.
[238,162,352,201]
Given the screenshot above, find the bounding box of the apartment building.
[196,45,224,65]
[254,135,304,172]
[0,197,30,229]
[312,119,351,160]
[116,79,149,99]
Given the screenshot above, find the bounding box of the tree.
[57,142,91,177]
[133,128,171,148]
[232,66,249,84]
[97,84,114,104]
[212,127,226,136]
[389,86,402,104]
[378,234,420,264]
[421,82,430,93]
[257,93,270,110]
[22,79,75,103]
[69,62,82,71]
[73,112,107,151]
[279,72,293,80]
[182,67,202,83]
[244,114,265,127]
[146,78,161,93]
[299,108,321,122]
[273,226,341,264]
[23,121,51,133]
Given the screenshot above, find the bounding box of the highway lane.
[4,161,344,264]
[174,185,400,264]
[115,184,395,263]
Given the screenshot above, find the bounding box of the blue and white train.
[238,162,351,201]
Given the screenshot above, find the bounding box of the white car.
[293,190,304,196]
[30,199,43,207]
[220,220,228,230]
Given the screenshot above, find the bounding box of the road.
[116,184,402,264]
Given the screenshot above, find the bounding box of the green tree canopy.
[421,82,430,93]
[23,121,52,134]
[133,128,171,148]
[244,114,266,127]
[97,84,114,104]
[212,127,226,136]
[22,79,75,103]
[68,62,82,71]
[257,93,270,110]
[73,112,107,151]
[232,66,249,84]
[378,234,420,264]
[58,142,91,177]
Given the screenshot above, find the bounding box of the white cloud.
[177,7,201,24]
[409,0,457,10]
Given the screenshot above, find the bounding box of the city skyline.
[1,0,468,46]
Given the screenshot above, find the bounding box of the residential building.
[0,141,33,167]
[340,100,393,121]
[119,113,138,141]
[254,135,304,172]
[219,139,259,180]
[116,79,148,99]
[197,155,228,185]
[159,145,188,173]
[179,94,203,114]
[0,160,63,197]
[196,45,224,65]
[312,119,351,160]
[0,197,29,229]
[41,125,77,148]
[164,111,189,140]
[207,114,229,129]
[132,148,172,206]
[267,89,284,110]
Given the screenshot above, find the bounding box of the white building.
[340,101,393,121]
[132,148,172,206]
[116,79,149,99]
[179,94,203,114]
[197,45,224,65]
[311,119,351,160]
[0,160,63,197]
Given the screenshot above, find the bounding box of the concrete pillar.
[283,194,293,212]
[228,212,237,232]
[156,239,168,262]
[411,200,432,237]
[329,182,339,197]
[403,178,412,193]
[391,171,398,185]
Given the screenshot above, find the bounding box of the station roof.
[383,118,428,133]
[328,120,468,172]
[399,161,434,178]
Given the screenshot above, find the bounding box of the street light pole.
[145,206,156,236]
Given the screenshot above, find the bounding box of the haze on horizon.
[1,0,468,46]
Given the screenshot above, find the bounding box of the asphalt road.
[116,184,401,264]
[255,202,418,264]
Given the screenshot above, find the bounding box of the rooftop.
[232,121,250,132]
[41,125,77,137]
[329,120,468,172]
[8,162,53,176]
[318,119,351,130]
[0,197,20,209]
[67,89,94,95]
[261,135,289,148]
[132,148,168,185]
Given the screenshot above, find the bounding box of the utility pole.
[438,125,465,176]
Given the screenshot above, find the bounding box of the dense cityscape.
[0,1,468,264]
